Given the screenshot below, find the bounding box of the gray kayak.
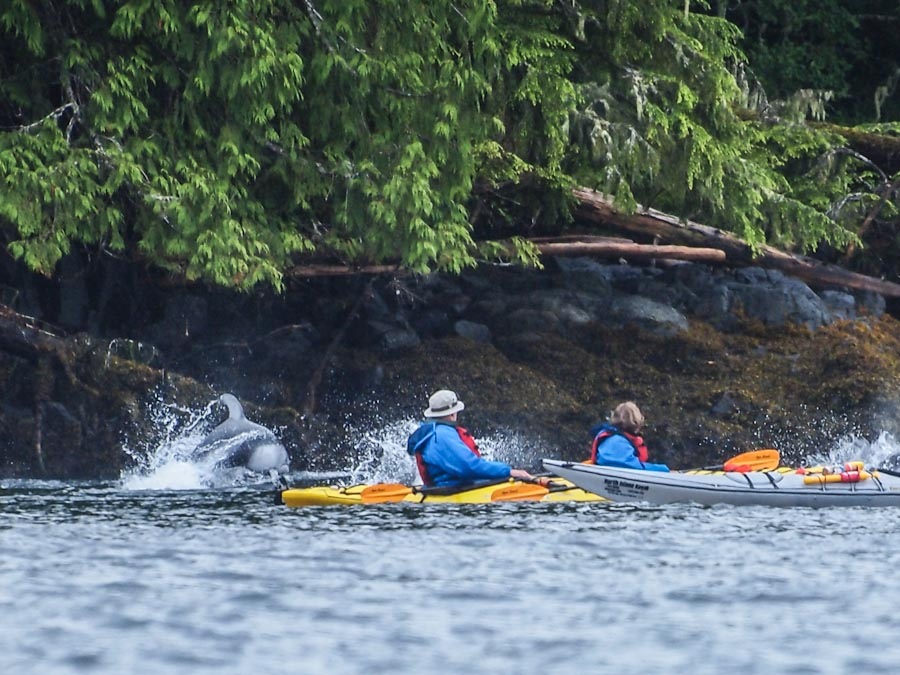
[542,459,900,507]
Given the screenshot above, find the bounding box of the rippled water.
[6,418,900,675]
[4,480,900,675]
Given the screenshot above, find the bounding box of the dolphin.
[196,393,290,474]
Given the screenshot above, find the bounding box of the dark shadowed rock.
[820,290,856,320]
[724,268,831,329]
[504,308,560,335]
[379,328,421,351]
[148,293,210,350]
[454,320,492,343]
[410,309,452,338]
[605,294,689,336]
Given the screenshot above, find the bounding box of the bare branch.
[11,103,75,134]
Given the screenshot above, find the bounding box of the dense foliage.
[724,0,900,123]
[0,0,898,290]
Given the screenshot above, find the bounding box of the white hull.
[542,459,900,507]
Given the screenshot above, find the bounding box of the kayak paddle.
[490,482,551,501]
[359,483,413,503]
[701,448,780,472]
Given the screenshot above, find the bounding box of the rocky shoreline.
[2,257,900,479]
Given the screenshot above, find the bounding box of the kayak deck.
[279,478,604,507]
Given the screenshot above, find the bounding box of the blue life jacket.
[588,422,669,472]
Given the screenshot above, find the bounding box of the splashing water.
[119,392,274,490]
[336,419,550,485]
[477,428,552,470]
[342,418,420,485]
[807,430,900,469]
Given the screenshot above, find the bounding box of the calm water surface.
[3,481,899,675]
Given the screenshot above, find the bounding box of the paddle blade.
[723,449,780,472]
[359,483,413,503]
[490,483,550,502]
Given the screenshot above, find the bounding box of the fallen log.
[572,187,900,298]
[284,235,725,277]
[286,264,401,278]
[533,240,726,263]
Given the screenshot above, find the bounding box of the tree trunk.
[810,122,900,175]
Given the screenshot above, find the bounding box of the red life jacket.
[414,453,432,485]
[589,429,648,464]
[414,425,480,485]
[456,426,481,456]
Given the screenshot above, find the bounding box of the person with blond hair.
[407,389,543,488]
[588,401,669,471]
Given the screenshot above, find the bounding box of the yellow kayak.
[278,478,604,507]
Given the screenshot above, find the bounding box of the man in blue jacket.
[407,389,541,488]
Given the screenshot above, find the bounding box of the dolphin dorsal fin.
[219,393,246,420]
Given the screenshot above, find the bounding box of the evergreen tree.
[0,0,572,288]
[0,1,897,290]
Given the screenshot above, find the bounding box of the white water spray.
[119,392,277,490]
[341,418,420,485]
[807,430,900,468]
[335,418,549,485]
